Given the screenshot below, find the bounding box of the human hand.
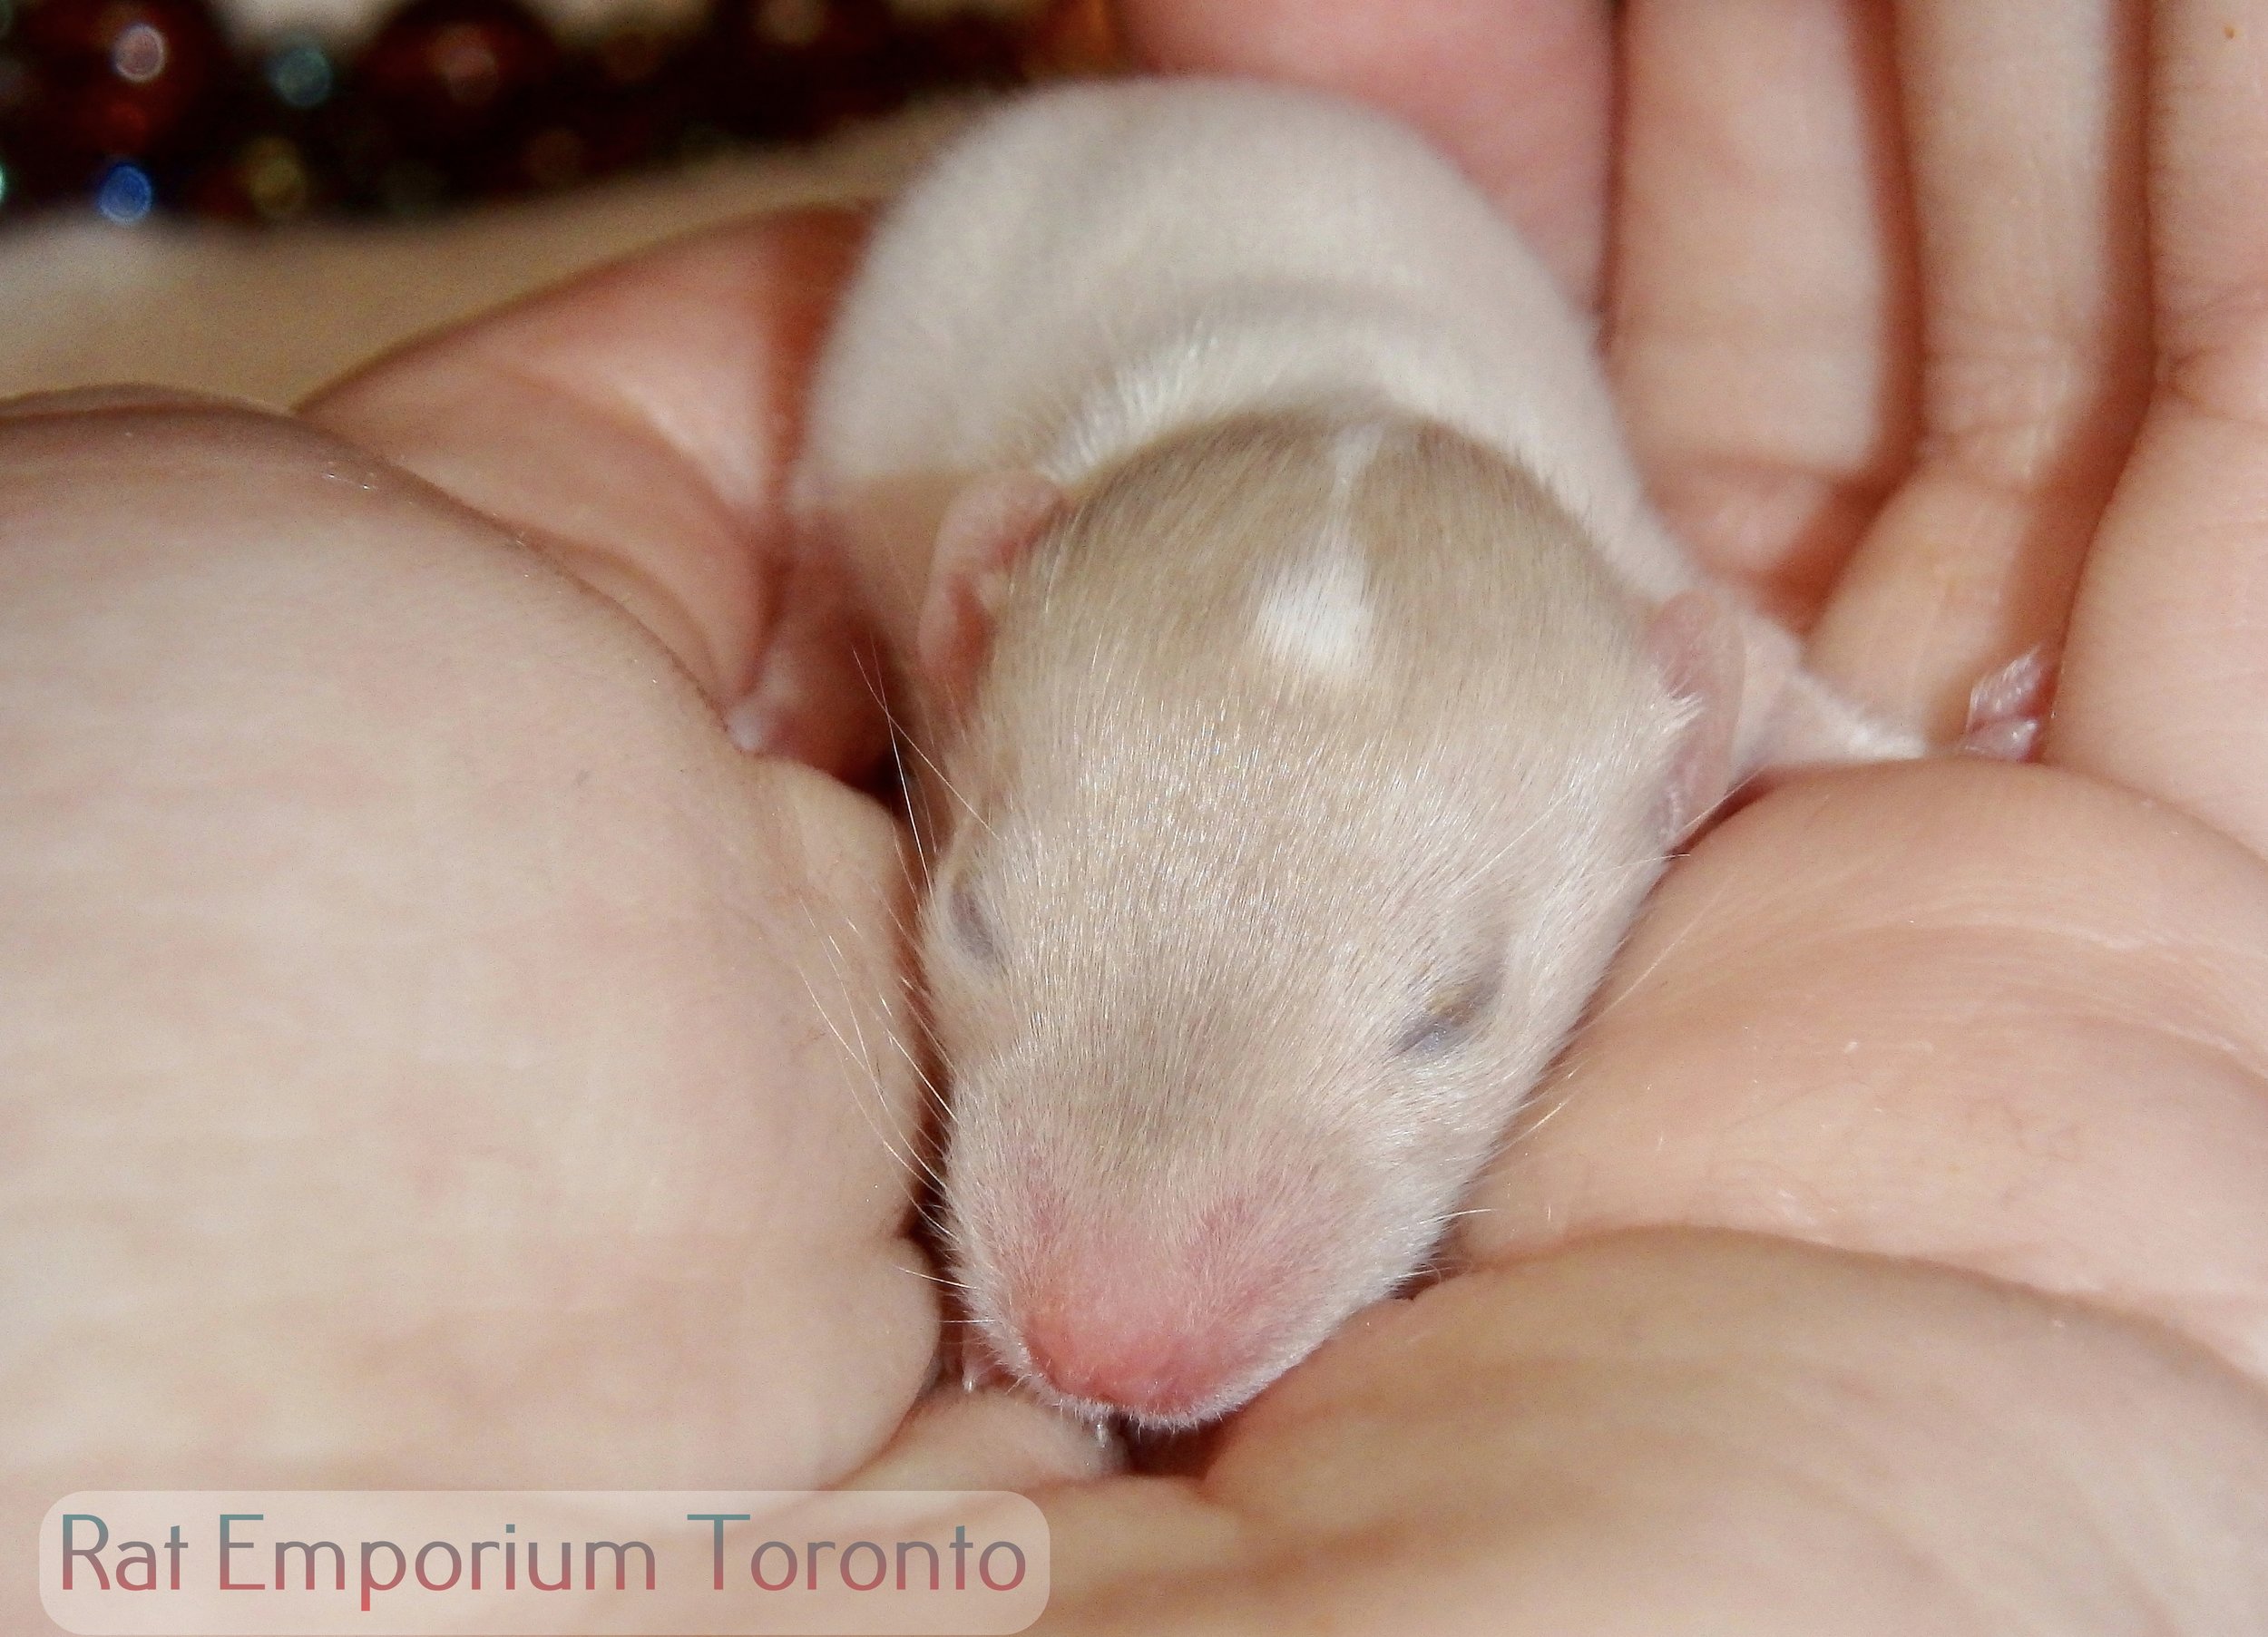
[11,3,2268,1633]
[907,0,2268,1629]
[0,220,1106,1634]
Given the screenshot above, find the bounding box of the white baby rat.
[794,76,1916,1428]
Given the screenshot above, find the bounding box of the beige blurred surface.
[0,101,972,409]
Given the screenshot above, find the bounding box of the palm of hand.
[9,3,2268,1631]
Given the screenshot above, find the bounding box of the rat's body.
[810,76,1699,628]
[797,79,1907,1427]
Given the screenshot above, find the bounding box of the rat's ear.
[915,470,1065,716]
[1645,590,1745,844]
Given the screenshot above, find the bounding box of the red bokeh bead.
[355,0,558,147]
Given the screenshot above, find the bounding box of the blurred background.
[0,0,1111,402]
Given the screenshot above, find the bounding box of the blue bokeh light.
[265,36,334,110]
[94,161,155,223]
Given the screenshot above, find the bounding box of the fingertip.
[848,1388,1124,1493]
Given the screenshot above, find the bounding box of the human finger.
[302,210,888,774]
[845,1389,1117,1493]
[0,402,938,1595]
[1470,761,2268,1386]
[1608,0,1918,620]
[1027,1234,2268,1633]
[2049,0,2268,860]
[1804,0,2150,740]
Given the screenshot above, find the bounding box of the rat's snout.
[1011,1265,1277,1422]
[969,1177,1342,1426]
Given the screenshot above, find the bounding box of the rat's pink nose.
[1015,1291,1260,1418]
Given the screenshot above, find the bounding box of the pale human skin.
[8,0,2268,1631]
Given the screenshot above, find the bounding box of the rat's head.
[912,412,1738,1427]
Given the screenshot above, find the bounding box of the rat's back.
[803,77,1693,602]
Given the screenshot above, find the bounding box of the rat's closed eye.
[946,867,1003,968]
[1393,958,1504,1058]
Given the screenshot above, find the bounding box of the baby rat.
[794,78,1916,1428]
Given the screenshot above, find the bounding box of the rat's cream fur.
[797,78,1904,1425]
[924,414,1682,1424]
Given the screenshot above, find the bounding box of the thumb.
[301,209,887,774]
